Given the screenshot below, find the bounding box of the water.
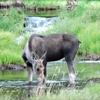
[16,16,58,44]
[0,61,100,97]
[23,16,58,34]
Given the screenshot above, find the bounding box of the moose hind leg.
[67,61,76,89]
[65,55,76,90]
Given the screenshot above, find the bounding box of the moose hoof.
[28,81,33,85]
[68,83,75,91]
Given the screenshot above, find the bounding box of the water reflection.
[0,62,100,97]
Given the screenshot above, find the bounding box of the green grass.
[32,84,100,100]
[0,83,100,100]
[0,8,24,34]
[22,0,67,7]
[0,31,24,65]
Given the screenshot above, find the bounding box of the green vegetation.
[31,84,100,100]
[0,31,23,65]
[0,8,24,34]
[22,0,67,7]
[0,83,100,100]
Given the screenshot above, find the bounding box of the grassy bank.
[0,31,23,65]
[0,8,24,34]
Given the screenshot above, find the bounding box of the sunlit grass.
[33,84,100,100]
[0,8,24,34]
[0,31,23,65]
[77,21,100,54]
[22,0,67,7]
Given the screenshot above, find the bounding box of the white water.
[16,17,58,44]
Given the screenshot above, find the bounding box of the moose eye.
[40,65,42,67]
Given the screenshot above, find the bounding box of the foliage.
[22,0,68,7]
[0,31,23,65]
[0,8,24,34]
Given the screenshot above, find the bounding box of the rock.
[66,0,77,10]
[0,64,26,71]
[86,54,100,61]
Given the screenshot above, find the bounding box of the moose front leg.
[22,53,33,84]
[27,66,33,84]
[43,61,47,78]
[27,66,34,97]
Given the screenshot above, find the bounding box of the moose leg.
[67,61,76,89]
[27,66,33,97]
[41,61,47,94]
[65,55,76,90]
[43,61,47,79]
[27,66,33,84]
[22,53,34,97]
[22,54,33,84]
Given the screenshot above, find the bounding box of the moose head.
[31,51,47,84]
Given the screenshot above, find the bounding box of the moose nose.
[37,68,40,71]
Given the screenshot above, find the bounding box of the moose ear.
[41,51,47,60]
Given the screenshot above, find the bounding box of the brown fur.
[22,33,80,90]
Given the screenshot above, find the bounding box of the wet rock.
[0,64,26,71]
[86,54,100,61]
[11,0,25,8]
[0,0,25,9]
[87,78,100,83]
[66,0,77,10]
[74,53,100,63]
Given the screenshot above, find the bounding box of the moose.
[22,33,80,89]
